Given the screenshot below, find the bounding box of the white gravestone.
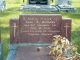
[56,0,71,5]
[56,0,76,12]
[0,0,6,11]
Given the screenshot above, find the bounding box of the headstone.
[55,0,76,12]
[7,14,72,60]
[56,0,71,5]
[20,0,58,12]
[10,14,71,43]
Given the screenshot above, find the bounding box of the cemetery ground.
[0,0,80,59]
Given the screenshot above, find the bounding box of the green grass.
[0,0,80,59]
[0,3,21,58]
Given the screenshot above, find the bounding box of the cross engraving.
[64,23,70,38]
[12,23,17,38]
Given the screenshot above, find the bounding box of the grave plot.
[6,14,72,60]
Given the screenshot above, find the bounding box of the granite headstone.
[10,14,71,43]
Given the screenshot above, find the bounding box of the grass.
[0,0,80,59]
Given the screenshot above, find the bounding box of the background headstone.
[55,0,76,13]
[56,0,71,5]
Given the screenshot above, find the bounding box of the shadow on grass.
[0,7,20,17]
[0,11,11,17]
[1,27,10,47]
[6,7,20,11]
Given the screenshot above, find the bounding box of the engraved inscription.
[20,16,60,36]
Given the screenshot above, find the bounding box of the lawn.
[0,0,80,59]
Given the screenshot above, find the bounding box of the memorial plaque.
[19,14,62,43]
[61,19,71,41]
